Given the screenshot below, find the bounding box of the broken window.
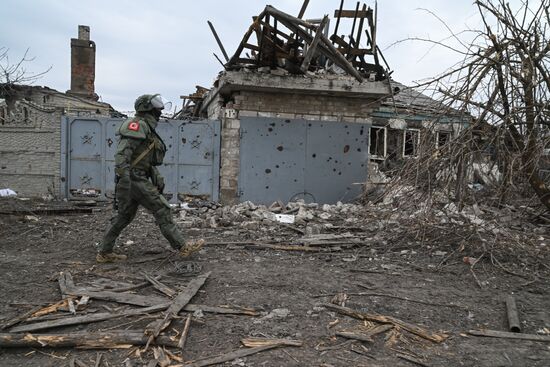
[403,129,420,157]
[436,131,451,148]
[369,126,387,159]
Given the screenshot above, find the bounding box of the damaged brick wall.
[0,101,63,197]
[232,91,377,123]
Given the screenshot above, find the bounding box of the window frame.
[402,128,421,157]
[368,126,387,160]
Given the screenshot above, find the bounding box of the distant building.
[0,26,121,197]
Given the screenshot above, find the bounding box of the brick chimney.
[67,25,98,101]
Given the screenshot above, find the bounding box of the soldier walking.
[96,94,203,263]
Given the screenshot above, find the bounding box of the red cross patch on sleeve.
[128,121,140,131]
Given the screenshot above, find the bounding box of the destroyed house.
[369,82,469,164]
[198,3,393,205]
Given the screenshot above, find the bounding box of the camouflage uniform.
[97,94,194,261]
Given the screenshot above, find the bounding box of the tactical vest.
[118,117,167,172]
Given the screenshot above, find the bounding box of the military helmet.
[134,94,171,112]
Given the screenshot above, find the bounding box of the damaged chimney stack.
[67,25,98,101]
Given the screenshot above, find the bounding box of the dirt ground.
[0,198,549,367]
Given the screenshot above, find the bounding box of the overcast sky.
[1,0,523,112]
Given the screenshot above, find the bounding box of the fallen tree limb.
[468,329,550,342]
[0,331,179,348]
[322,303,449,343]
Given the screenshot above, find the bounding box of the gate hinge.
[239,129,246,139]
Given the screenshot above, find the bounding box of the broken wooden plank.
[184,344,293,367]
[10,303,257,333]
[143,273,176,298]
[66,288,168,307]
[322,303,449,343]
[468,329,550,342]
[9,304,168,333]
[301,15,329,73]
[334,331,373,343]
[0,331,179,348]
[58,272,76,297]
[241,338,303,347]
[146,272,211,347]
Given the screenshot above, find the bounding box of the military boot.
[179,239,205,257]
[96,252,128,263]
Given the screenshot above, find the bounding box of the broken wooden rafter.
[264,5,364,82]
[207,20,229,62]
[332,0,345,43]
[301,15,329,73]
[334,9,373,19]
[0,331,179,349]
[227,10,266,66]
[297,0,310,19]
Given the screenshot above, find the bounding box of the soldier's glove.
[157,176,165,194]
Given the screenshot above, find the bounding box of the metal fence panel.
[62,117,220,202]
[239,117,307,203]
[239,117,369,204]
[305,121,369,203]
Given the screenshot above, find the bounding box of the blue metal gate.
[61,117,221,202]
[239,117,369,204]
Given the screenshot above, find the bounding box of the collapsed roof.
[209,1,391,83]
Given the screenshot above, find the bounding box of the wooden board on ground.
[323,303,449,343]
[0,331,179,348]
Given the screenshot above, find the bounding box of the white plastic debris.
[275,214,295,224]
[0,188,17,197]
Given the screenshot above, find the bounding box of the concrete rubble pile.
[176,199,365,230]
